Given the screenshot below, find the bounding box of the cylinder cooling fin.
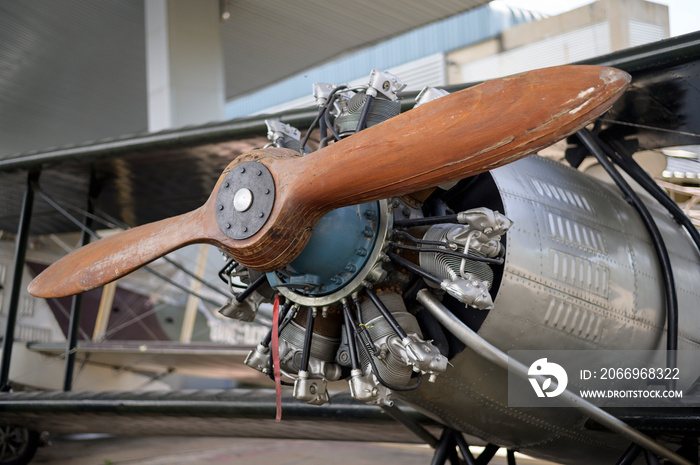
[334,92,401,135]
[358,291,422,388]
[419,223,495,288]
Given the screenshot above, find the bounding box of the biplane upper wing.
[587,31,700,150]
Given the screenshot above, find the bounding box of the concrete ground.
[31,435,560,465]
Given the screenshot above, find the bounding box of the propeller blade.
[29,65,630,298]
[28,208,213,298]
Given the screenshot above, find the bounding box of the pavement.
[31,435,560,465]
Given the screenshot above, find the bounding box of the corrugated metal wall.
[629,19,666,47]
[460,22,612,82]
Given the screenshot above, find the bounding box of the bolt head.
[233,188,254,212]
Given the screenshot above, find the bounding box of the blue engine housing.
[267,201,380,296]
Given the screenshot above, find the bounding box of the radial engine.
[217,70,512,406]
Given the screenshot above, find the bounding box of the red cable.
[271,295,282,422]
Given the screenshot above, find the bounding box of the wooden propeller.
[28,65,630,299]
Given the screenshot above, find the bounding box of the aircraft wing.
[588,31,700,150]
[25,340,265,383]
[0,389,444,442]
[0,119,278,235]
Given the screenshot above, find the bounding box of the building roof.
[0,0,491,156]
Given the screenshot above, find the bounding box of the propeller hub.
[215,161,275,240]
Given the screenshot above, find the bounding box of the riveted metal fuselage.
[398,155,700,465]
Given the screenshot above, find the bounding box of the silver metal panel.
[484,155,700,353]
[400,342,625,465]
[398,155,700,464]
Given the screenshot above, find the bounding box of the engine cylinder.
[419,223,494,288]
[358,291,421,387]
[279,320,340,365]
[334,92,400,135]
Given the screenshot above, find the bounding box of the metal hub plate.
[216,161,275,239]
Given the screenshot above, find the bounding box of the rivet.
[240,167,246,174]
[258,212,264,218]
[218,205,224,211]
[256,169,262,176]
[265,189,270,194]
[224,182,230,188]
[243,226,248,232]
[225,223,231,229]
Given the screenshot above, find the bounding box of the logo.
[528,358,568,398]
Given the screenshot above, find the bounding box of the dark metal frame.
[0,171,40,391]
[0,175,230,392]
[62,171,95,391]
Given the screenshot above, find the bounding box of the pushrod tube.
[415,289,692,465]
